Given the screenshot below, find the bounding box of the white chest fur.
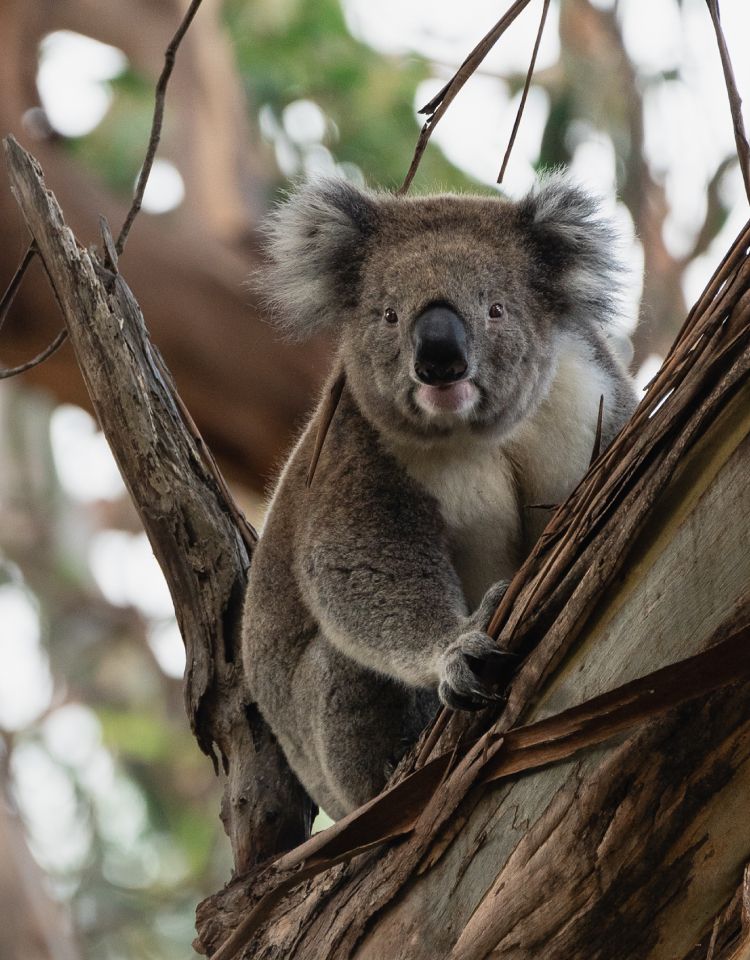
[388,337,615,612]
[506,337,613,542]
[391,437,523,610]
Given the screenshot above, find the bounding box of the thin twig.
[307,369,346,487]
[308,0,539,479]
[115,0,205,254]
[0,328,68,380]
[0,242,36,334]
[706,0,750,204]
[589,394,605,466]
[498,0,551,183]
[399,0,534,193]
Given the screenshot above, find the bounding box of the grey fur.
[242,175,638,818]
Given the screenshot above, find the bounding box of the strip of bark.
[681,865,750,960]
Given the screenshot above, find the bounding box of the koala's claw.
[437,631,516,712]
[464,646,518,679]
[438,681,488,712]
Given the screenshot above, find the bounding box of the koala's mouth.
[414,380,479,418]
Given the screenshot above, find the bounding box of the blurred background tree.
[0,0,747,956]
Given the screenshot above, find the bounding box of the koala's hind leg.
[302,641,438,818]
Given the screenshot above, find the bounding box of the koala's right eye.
[384,308,399,325]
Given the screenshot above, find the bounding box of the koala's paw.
[437,631,517,712]
[468,580,511,634]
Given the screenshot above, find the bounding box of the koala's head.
[258,175,624,445]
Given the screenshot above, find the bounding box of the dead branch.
[706,0,750,203]
[116,0,205,254]
[3,136,315,872]
[399,0,534,193]
[497,0,551,183]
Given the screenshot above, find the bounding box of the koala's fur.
[242,175,638,819]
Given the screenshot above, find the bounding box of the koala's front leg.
[437,580,517,711]
[301,520,515,710]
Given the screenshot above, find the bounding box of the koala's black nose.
[412,304,468,385]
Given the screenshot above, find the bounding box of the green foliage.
[65,69,155,195]
[224,0,476,191]
[66,0,477,199]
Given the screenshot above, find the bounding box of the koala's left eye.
[384,308,399,325]
[489,302,505,320]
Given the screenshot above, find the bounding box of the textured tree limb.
[115,0,205,255]
[706,0,750,204]
[3,136,315,872]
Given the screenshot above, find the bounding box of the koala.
[241,175,637,819]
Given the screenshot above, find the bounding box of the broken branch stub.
[3,135,315,871]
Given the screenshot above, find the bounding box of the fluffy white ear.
[518,172,625,329]
[256,178,379,340]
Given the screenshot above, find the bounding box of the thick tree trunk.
[195,384,750,960]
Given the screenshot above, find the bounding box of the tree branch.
[497,0,551,183]
[399,0,534,193]
[3,135,315,872]
[115,0,206,255]
[706,0,750,204]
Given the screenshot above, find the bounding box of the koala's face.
[343,204,559,442]
[260,178,621,444]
